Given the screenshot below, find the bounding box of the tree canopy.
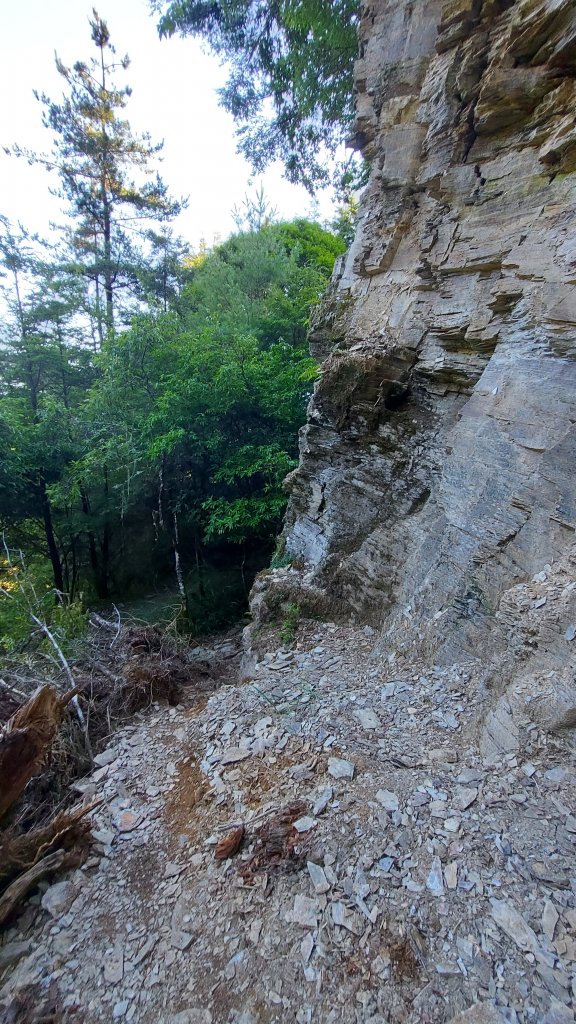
[0,207,344,624]
[156,0,359,190]
[0,12,350,634]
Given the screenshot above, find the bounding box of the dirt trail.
[1,621,576,1024]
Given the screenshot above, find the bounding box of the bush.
[0,552,86,659]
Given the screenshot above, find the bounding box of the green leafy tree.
[0,212,342,625]
[1,12,187,598]
[64,218,338,620]
[156,0,359,189]
[272,218,346,273]
[137,229,192,312]
[0,219,93,595]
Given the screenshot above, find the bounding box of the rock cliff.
[263,0,576,669]
[248,0,576,751]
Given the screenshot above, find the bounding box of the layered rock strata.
[271,0,576,669]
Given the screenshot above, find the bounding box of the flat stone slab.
[327,757,354,780]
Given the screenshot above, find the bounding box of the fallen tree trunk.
[0,686,79,820]
[0,850,67,928]
[0,801,98,890]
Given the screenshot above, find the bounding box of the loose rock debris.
[1,619,576,1022]
[0,622,236,950]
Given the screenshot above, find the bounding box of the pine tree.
[17,10,185,344]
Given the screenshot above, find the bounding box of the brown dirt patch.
[162,757,213,852]
[389,937,421,982]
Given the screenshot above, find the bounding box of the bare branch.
[30,614,93,761]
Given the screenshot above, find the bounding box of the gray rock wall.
[279,0,576,660]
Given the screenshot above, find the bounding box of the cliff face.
[274,0,576,668]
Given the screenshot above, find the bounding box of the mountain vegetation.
[0,12,348,642]
[156,0,360,190]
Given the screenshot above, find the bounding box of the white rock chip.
[292,895,318,928]
[300,933,314,964]
[426,857,444,896]
[171,930,195,951]
[170,1012,212,1024]
[220,746,251,765]
[444,862,458,889]
[94,748,117,767]
[312,786,333,815]
[490,898,543,956]
[331,902,359,933]
[307,861,330,894]
[353,707,380,730]
[0,941,32,969]
[542,899,559,941]
[41,880,80,918]
[376,789,399,812]
[293,816,317,833]
[454,786,478,810]
[103,946,124,984]
[164,862,185,878]
[446,1003,505,1023]
[327,757,354,780]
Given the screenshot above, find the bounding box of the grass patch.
[280,602,300,647]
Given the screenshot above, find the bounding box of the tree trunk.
[38,475,65,594]
[99,522,110,600]
[0,685,78,819]
[173,512,189,617]
[102,178,114,335]
[79,483,107,599]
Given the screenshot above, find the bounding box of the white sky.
[0,0,335,252]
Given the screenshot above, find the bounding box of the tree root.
[0,687,79,821]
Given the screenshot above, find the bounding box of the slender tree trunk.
[173,512,189,617]
[69,537,78,603]
[38,475,65,594]
[93,226,105,350]
[158,457,165,527]
[99,38,114,339]
[16,268,64,595]
[102,170,114,335]
[195,536,206,603]
[240,545,248,597]
[79,484,104,598]
[99,524,110,600]
[57,328,70,409]
[103,221,114,334]
[100,465,110,599]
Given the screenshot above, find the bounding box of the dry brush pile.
[0,614,223,933]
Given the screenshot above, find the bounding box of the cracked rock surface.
[277,0,576,672]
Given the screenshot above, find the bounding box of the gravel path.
[1,621,575,1023]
